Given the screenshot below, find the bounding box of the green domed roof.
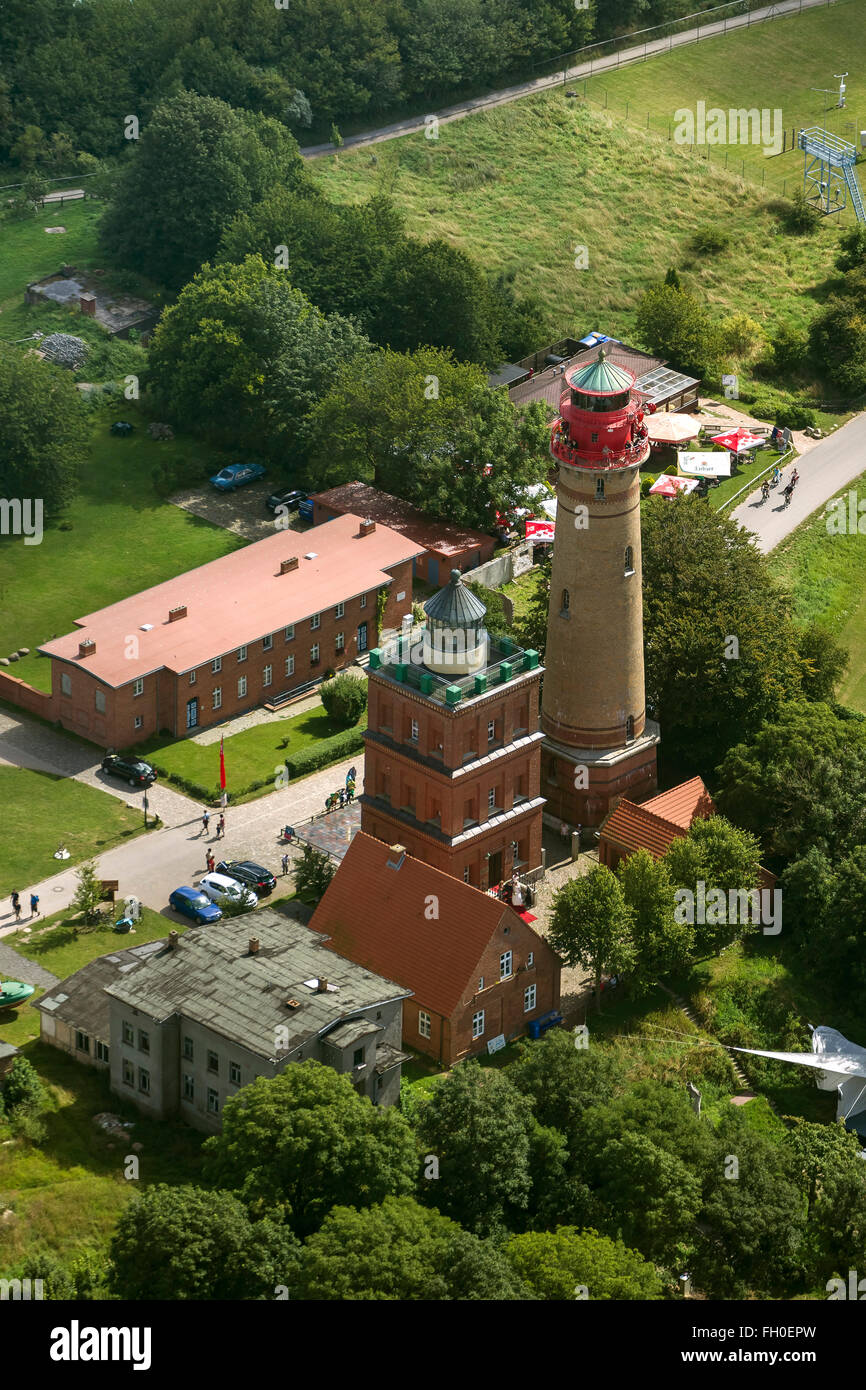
[570,347,634,396]
[424,569,487,626]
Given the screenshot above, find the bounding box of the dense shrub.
[692,225,730,255]
[285,728,365,780]
[319,673,367,727]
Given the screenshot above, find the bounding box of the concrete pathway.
[0,707,198,829]
[0,753,364,938]
[731,410,866,553]
[301,0,829,158]
[0,941,59,989]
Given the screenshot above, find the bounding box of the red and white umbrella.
[710,427,764,453]
[649,474,699,498]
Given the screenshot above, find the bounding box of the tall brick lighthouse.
[541,348,660,826]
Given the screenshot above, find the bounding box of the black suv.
[101,754,158,788]
[216,860,277,895]
[266,488,307,514]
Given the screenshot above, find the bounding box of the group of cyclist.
[760,465,799,508]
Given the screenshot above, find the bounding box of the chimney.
[386,844,406,871]
[79,292,97,317]
[280,557,299,574]
[286,997,300,1009]
[249,937,260,956]
[78,638,96,658]
[359,518,376,537]
[168,605,187,622]
[316,977,329,993]
[168,930,179,950]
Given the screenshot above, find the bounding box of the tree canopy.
[0,347,89,513]
[547,865,635,1010]
[505,1226,663,1300]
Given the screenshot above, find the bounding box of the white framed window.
[262,634,273,651]
[500,950,513,980]
[134,715,143,730]
[359,593,367,609]
[212,687,222,710]
[463,866,471,883]
[138,1030,150,1054]
[133,677,144,698]
[478,976,484,990]
[263,664,272,688]
[527,951,534,968]
[311,643,320,664]
[335,601,344,619]
[335,632,344,652]
[524,984,537,1012]
[238,676,247,698]
[310,613,320,631]
[96,1040,109,1064]
[418,1010,431,1039]
[285,655,295,678]
[189,669,197,685]
[238,645,247,663]
[410,719,419,741]
[207,1089,220,1115]
[95,688,106,713]
[75,1030,89,1053]
[183,1074,194,1101]
[488,788,496,810]
[122,1021,134,1046]
[285,625,295,642]
[487,720,495,742]
[472,1010,485,1040]
[60,672,72,696]
[212,656,222,674]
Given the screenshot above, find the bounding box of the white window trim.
[133,678,144,698]
[238,676,247,698]
[310,613,321,631]
[500,950,513,981]
[285,625,295,642]
[311,643,320,664]
[262,634,273,651]
[285,655,295,677]
[524,984,537,1013]
[212,687,222,710]
[212,656,222,674]
[472,1010,485,1040]
[263,664,272,688]
[335,602,344,619]
[238,645,247,663]
[418,1010,431,1039]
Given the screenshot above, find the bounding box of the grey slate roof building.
[34,939,163,1070]
[36,913,412,1130]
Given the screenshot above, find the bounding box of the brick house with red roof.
[598,777,715,871]
[34,515,423,749]
[312,831,561,1067]
[311,481,496,587]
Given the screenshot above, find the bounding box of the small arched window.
[595,476,605,499]
[626,715,635,742]
[624,545,634,575]
[561,588,570,613]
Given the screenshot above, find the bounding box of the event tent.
[646,412,701,444]
[732,1026,866,1135]
[648,474,700,498]
[710,427,764,454]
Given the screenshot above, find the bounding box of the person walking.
[346,766,357,786]
[11,891,21,922]
[346,779,355,803]
[201,809,210,836]
[216,814,225,839]
[206,849,215,873]
[282,852,290,877]
[30,892,40,919]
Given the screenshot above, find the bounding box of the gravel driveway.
[170,480,314,543]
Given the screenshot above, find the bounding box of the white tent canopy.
[731,1026,866,1126]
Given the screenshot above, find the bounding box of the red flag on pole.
[219,736,226,793]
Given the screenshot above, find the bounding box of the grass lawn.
[768,466,866,712]
[0,1044,204,1271]
[579,0,866,207]
[313,88,842,360]
[140,704,367,802]
[709,444,786,511]
[0,200,103,322]
[0,406,242,693]
[2,904,181,986]
[0,765,147,898]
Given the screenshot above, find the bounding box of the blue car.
[210,462,267,492]
[297,497,314,520]
[168,886,222,924]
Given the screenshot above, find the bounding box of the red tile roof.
[599,799,687,860]
[312,482,493,559]
[642,777,715,830]
[312,832,545,1017]
[39,515,423,687]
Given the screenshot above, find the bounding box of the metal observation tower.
[798,127,866,222]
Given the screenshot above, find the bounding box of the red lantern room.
[550,348,652,471]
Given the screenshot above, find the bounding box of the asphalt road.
[730,411,866,553]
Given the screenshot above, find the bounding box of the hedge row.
[285,728,365,780]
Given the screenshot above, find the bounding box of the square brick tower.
[541,348,660,827]
[361,570,545,890]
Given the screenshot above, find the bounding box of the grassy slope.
[0,200,103,318]
[0,406,242,692]
[313,93,840,348]
[0,766,147,898]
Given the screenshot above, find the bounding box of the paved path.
[731,410,866,553]
[0,941,59,989]
[0,708,198,829]
[301,0,831,158]
[0,753,364,939]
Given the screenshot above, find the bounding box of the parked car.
[199,872,258,911]
[110,421,134,437]
[101,754,157,788]
[297,497,314,520]
[266,488,308,514]
[209,462,267,492]
[168,887,223,924]
[216,860,276,895]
